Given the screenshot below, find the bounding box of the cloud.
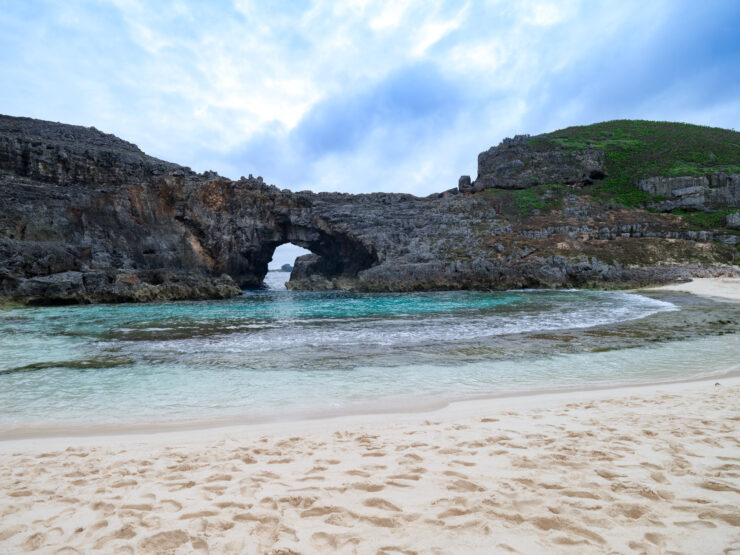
[0,0,738,195]
[293,62,465,156]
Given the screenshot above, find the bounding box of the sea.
[0,270,738,434]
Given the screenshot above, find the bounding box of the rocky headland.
[0,116,737,304]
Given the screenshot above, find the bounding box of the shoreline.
[1,365,739,446]
[1,277,738,552]
[2,375,738,553]
[0,276,737,443]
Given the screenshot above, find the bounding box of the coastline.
[0,276,737,442]
[1,362,738,444]
[1,277,738,553]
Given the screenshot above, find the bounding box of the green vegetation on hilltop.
[529,120,740,207]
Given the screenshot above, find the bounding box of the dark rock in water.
[280,263,293,272]
[287,253,336,290]
[0,114,737,304]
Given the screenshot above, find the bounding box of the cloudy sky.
[1,0,739,196]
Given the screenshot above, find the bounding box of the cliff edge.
[0,116,737,304]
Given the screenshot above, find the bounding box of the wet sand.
[0,278,738,554]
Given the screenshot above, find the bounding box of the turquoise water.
[0,282,738,432]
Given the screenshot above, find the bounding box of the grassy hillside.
[529,120,740,207]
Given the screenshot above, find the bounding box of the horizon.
[2,1,739,195]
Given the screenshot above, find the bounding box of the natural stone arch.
[245,220,377,289]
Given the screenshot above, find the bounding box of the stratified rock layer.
[0,115,737,304]
[639,173,740,212]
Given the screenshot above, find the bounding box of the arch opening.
[263,243,311,290]
[248,223,378,291]
[268,243,311,272]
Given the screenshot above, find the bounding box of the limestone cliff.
[0,115,737,304]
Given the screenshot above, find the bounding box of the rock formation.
[471,134,606,191]
[0,115,737,304]
[638,173,740,212]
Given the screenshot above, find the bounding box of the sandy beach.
[650,277,740,302]
[1,278,738,554]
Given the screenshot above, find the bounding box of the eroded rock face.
[0,114,737,304]
[0,116,386,302]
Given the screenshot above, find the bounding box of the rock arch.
[177,181,380,290]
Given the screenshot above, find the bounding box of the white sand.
[1,378,739,554]
[649,277,740,302]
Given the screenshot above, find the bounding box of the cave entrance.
[264,243,312,290]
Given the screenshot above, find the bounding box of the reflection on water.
[0,286,737,429]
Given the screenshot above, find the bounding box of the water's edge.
[0,289,737,435]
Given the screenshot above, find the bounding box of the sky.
[1,0,739,199]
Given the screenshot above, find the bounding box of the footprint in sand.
[447,479,485,493]
[46,527,64,544]
[311,531,359,551]
[608,503,649,520]
[259,497,278,510]
[388,473,421,482]
[300,506,343,518]
[111,479,137,488]
[451,459,476,467]
[137,530,190,554]
[232,512,279,525]
[364,498,401,512]
[121,503,153,511]
[0,525,26,542]
[205,473,232,482]
[179,510,218,519]
[22,532,47,551]
[674,520,717,529]
[214,501,250,510]
[438,507,470,519]
[376,545,419,555]
[191,537,209,554]
[277,496,316,509]
[351,482,384,492]
[9,489,32,497]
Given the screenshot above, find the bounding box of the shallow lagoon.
[0,282,738,432]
